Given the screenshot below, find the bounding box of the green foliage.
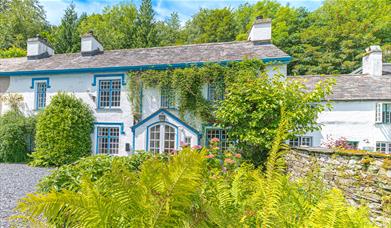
[15,146,375,227]
[51,3,82,53]
[0,46,26,58]
[157,12,182,46]
[37,152,169,193]
[183,7,238,44]
[0,110,35,163]
[0,0,47,49]
[290,0,391,75]
[78,3,138,50]
[216,66,335,164]
[128,59,265,122]
[134,0,158,48]
[30,93,94,167]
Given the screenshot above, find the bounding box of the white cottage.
[0,19,291,156]
[290,46,391,153]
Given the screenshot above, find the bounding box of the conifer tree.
[53,2,81,53]
[134,0,158,48]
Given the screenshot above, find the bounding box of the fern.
[15,124,376,227]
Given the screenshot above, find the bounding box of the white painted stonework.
[0,63,288,155]
[304,101,391,151]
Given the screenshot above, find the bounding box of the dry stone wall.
[286,148,391,226]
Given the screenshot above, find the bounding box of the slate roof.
[291,73,391,101]
[0,41,289,74]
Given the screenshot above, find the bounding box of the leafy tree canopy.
[216,65,335,164]
[0,0,47,49]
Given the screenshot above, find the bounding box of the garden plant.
[14,111,375,227]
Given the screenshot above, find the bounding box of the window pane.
[164,125,175,153]
[97,127,119,154]
[149,125,160,153]
[161,86,175,108]
[99,79,121,108]
[36,82,47,109]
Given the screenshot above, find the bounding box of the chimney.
[81,31,103,56]
[27,35,54,60]
[362,45,383,76]
[248,16,272,44]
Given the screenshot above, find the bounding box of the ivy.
[128,59,265,123]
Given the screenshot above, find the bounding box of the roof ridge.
[0,40,270,61]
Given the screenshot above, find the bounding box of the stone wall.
[286,148,391,226]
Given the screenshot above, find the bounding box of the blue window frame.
[207,83,224,104]
[97,127,120,154]
[161,86,175,108]
[98,79,121,109]
[205,128,230,151]
[35,82,47,110]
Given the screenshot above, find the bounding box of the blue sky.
[40,0,323,25]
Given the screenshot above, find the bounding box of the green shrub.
[30,93,94,167]
[0,110,35,163]
[16,148,374,227]
[38,152,168,192]
[0,47,26,58]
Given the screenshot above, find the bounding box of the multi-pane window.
[149,125,161,153]
[376,141,391,154]
[148,124,176,153]
[161,86,175,108]
[288,136,313,147]
[98,79,121,108]
[35,82,47,109]
[375,103,391,123]
[206,128,230,151]
[164,125,175,152]
[208,84,224,104]
[97,127,120,154]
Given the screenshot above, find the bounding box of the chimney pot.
[362,45,382,76]
[248,18,272,44]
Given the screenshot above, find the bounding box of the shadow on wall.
[377,124,391,141]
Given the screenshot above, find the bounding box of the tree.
[0,46,26,58]
[52,3,81,53]
[30,93,94,167]
[78,3,138,50]
[290,0,391,75]
[216,63,334,165]
[183,8,238,44]
[134,0,158,47]
[0,0,47,49]
[157,12,182,46]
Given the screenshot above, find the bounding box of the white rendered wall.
[1,62,287,156]
[4,73,133,156]
[305,101,391,151]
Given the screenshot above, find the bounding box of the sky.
[40,0,323,26]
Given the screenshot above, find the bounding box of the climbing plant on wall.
[127,59,265,123]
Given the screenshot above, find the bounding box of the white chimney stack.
[362,45,383,76]
[81,31,103,56]
[248,16,272,43]
[27,35,54,60]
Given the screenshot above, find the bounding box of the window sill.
[95,108,123,113]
